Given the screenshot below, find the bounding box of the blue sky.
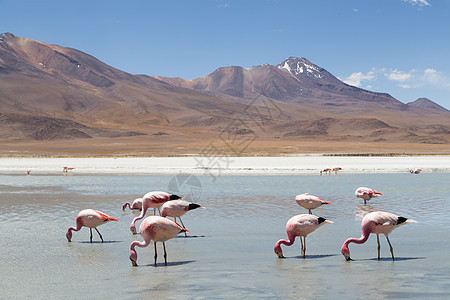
[1,0,449,109]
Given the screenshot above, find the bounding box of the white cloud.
[421,68,450,87]
[384,69,412,82]
[402,0,431,7]
[343,71,375,87]
[343,67,450,91]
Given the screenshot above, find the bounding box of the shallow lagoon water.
[1,172,449,299]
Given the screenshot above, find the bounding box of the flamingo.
[129,216,189,266]
[26,169,31,175]
[129,191,181,234]
[295,193,331,214]
[410,168,422,174]
[341,211,417,261]
[274,214,333,258]
[355,187,382,204]
[66,209,118,242]
[63,166,75,172]
[160,200,205,236]
[320,168,331,175]
[123,198,143,211]
[332,167,342,174]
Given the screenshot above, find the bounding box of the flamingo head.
[274,243,285,258]
[341,244,352,261]
[130,224,137,235]
[66,229,72,242]
[170,194,182,200]
[129,249,138,267]
[122,202,130,211]
[188,203,205,211]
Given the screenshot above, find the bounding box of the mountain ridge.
[0,32,449,155]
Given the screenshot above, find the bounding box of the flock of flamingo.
[66,191,205,266]
[66,184,417,266]
[276,188,417,261]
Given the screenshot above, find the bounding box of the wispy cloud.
[384,69,413,82]
[402,0,431,7]
[342,71,375,87]
[421,68,450,87]
[344,67,450,90]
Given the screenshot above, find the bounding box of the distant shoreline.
[0,152,449,159]
[1,155,449,175]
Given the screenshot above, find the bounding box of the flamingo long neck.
[129,240,151,262]
[343,224,371,248]
[278,239,295,247]
[66,217,83,240]
[277,233,296,247]
[130,206,147,230]
[131,239,150,250]
[123,202,131,210]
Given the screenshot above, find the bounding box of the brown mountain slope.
[0,32,259,135]
[1,33,449,155]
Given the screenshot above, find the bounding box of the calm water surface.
[0,173,449,299]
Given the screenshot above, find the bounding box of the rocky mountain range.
[1,32,449,155]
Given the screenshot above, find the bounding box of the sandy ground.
[0,136,449,157]
[0,155,448,175]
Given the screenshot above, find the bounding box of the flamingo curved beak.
[131,259,138,267]
[66,237,71,242]
[344,254,353,261]
[277,253,285,259]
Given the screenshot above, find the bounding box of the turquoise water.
[0,173,449,299]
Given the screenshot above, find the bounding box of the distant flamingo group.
[410,168,422,174]
[320,167,342,175]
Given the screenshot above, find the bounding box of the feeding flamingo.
[332,167,342,174]
[66,209,118,243]
[129,191,181,234]
[410,168,422,174]
[341,211,417,261]
[129,215,189,266]
[160,200,205,236]
[274,214,333,258]
[63,166,75,172]
[123,198,143,211]
[320,168,331,175]
[355,187,382,204]
[295,193,331,214]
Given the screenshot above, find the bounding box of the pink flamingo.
[355,187,382,204]
[161,200,205,236]
[320,168,331,175]
[63,166,75,172]
[66,209,118,242]
[122,198,143,211]
[409,168,422,174]
[274,214,333,258]
[129,191,181,234]
[332,167,342,174]
[341,211,417,261]
[129,216,189,266]
[295,193,332,214]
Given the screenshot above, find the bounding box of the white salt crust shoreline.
[0,156,449,175]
